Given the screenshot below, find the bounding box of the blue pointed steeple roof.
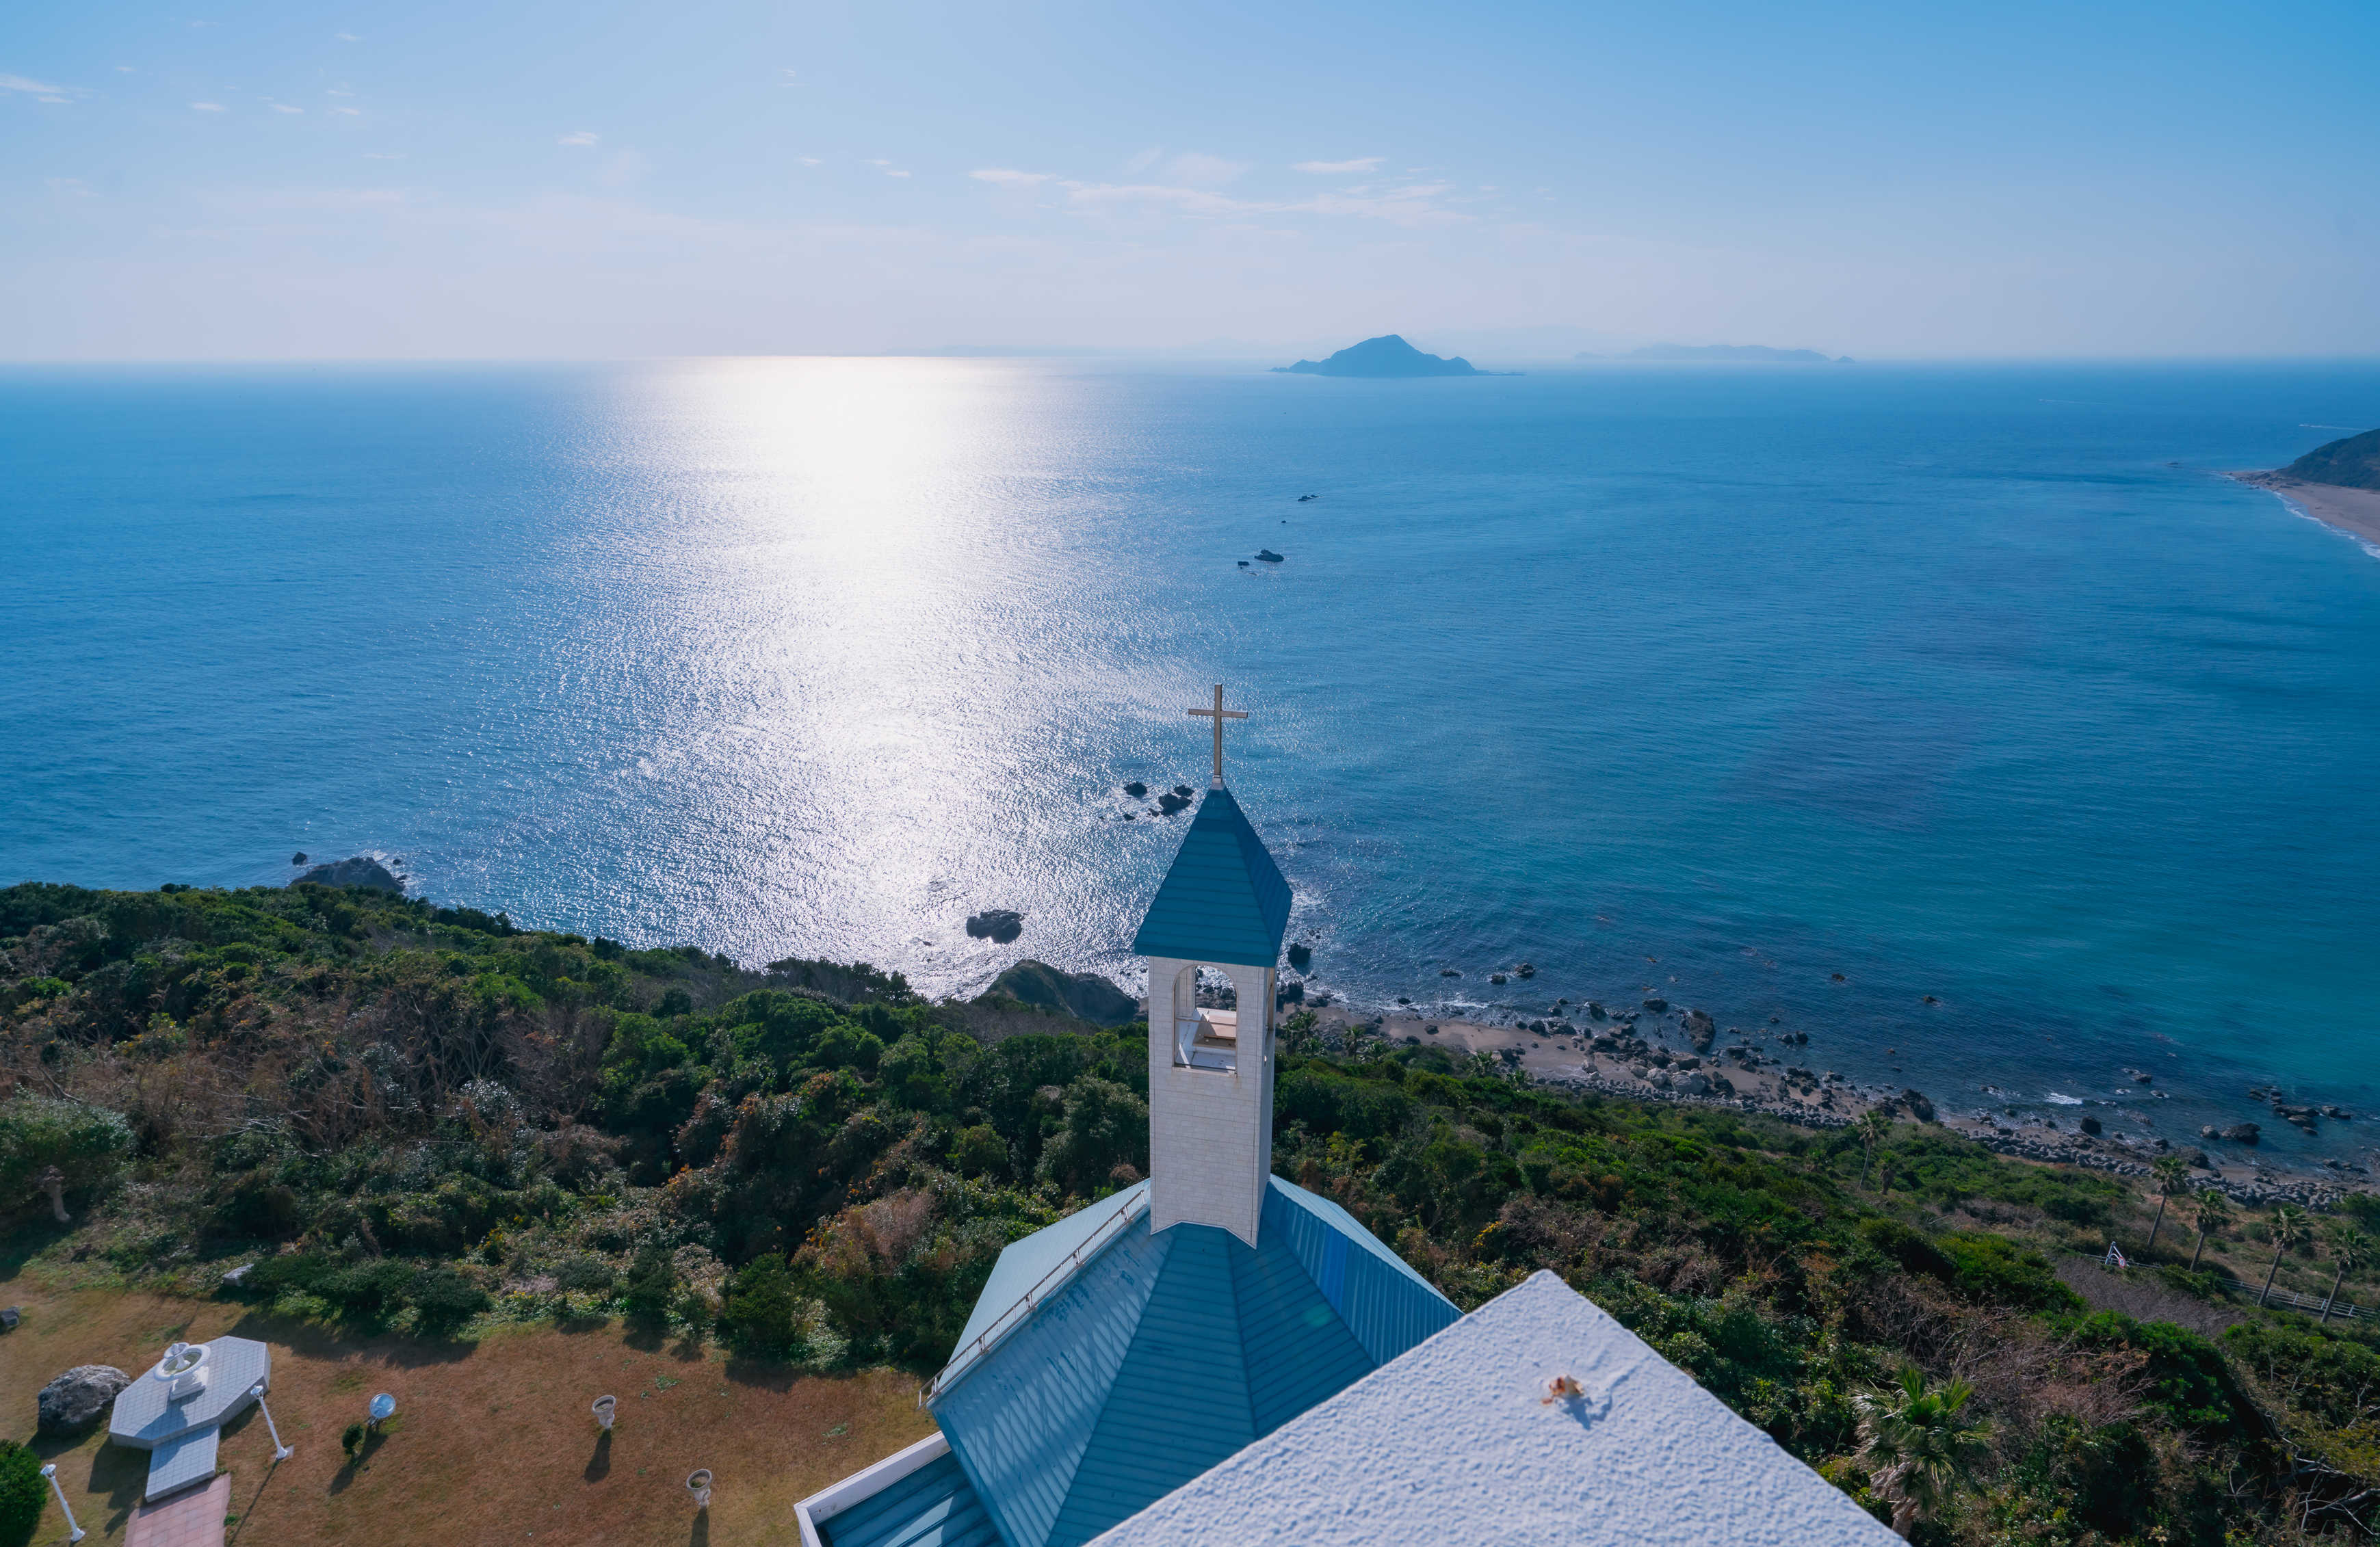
[1129,785,1292,968]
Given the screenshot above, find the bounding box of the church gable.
[932,1214,1173,1547]
[1047,1228,1256,1547]
[924,1180,1460,1547]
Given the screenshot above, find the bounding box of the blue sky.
[4,0,2377,359]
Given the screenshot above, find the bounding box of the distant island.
[2225,425,2380,551]
[1579,343,1853,364]
[1272,334,1491,378]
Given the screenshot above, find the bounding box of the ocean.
[3,358,2377,1162]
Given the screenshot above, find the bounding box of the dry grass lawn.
[1,1283,935,1547]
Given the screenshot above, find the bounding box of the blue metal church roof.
[925,1177,1459,1547]
[1128,785,1292,968]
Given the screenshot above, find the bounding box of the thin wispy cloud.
[191,101,226,112]
[363,151,404,160]
[1164,152,1244,187]
[1060,174,1469,228]
[970,168,1050,186]
[330,106,360,116]
[797,156,822,166]
[1065,182,1257,217]
[1292,156,1381,174]
[335,31,359,40]
[778,68,798,85]
[115,66,135,74]
[885,169,911,178]
[559,131,598,146]
[2,72,79,103]
[272,103,304,114]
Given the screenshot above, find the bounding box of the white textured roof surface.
[1088,1269,1898,1547]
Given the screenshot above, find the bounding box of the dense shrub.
[0,1440,42,1547]
[0,1095,135,1217]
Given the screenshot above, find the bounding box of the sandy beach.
[2226,469,2380,549]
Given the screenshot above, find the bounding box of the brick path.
[126,1472,230,1547]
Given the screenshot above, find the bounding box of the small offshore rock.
[1683,1009,1716,1051]
[290,855,403,892]
[965,909,1025,944]
[39,1364,131,1437]
[1489,973,1507,985]
[1515,962,1536,979]
[1156,792,1192,815]
[1255,548,1285,563]
[2218,1122,2262,1144]
[1123,781,1148,798]
[291,851,307,864]
[1441,968,1461,977]
[1286,943,1313,970]
[2079,1116,2104,1137]
[1642,996,1668,1012]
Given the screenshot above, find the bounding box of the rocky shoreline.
[1301,1003,2365,1209]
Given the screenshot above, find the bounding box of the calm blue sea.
[4,360,2377,1160]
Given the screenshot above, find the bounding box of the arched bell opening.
[1170,962,1242,1072]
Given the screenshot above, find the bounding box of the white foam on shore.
[2237,477,2380,564]
[2045,1092,2084,1105]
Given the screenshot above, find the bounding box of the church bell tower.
[1129,686,1292,1245]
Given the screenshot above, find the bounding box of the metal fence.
[2082,1252,2364,1321]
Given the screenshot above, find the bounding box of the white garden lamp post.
[39,1463,86,1543]
[686,1469,714,1510]
[592,1395,617,1431]
[251,1383,294,1461]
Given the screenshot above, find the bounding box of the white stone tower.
[1130,687,1291,1245]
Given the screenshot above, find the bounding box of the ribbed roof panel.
[1129,786,1292,968]
[928,1179,1459,1547]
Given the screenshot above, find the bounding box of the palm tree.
[1854,1368,1992,1539]
[2320,1226,2369,1325]
[2259,1204,2308,1308]
[2145,1156,2190,1253]
[2190,1191,2233,1273]
[1857,1110,1889,1189]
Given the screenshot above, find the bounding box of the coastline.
[2225,468,2380,552]
[1305,1005,2362,1207]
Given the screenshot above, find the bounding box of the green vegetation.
[0,1439,42,1547]
[8,879,2380,1543]
[2284,427,2380,491]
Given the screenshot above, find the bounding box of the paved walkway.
[126,1472,229,1547]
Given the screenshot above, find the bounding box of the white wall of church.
[1145,955,1275,1246]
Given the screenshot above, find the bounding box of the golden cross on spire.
[1186,684,1248,786]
